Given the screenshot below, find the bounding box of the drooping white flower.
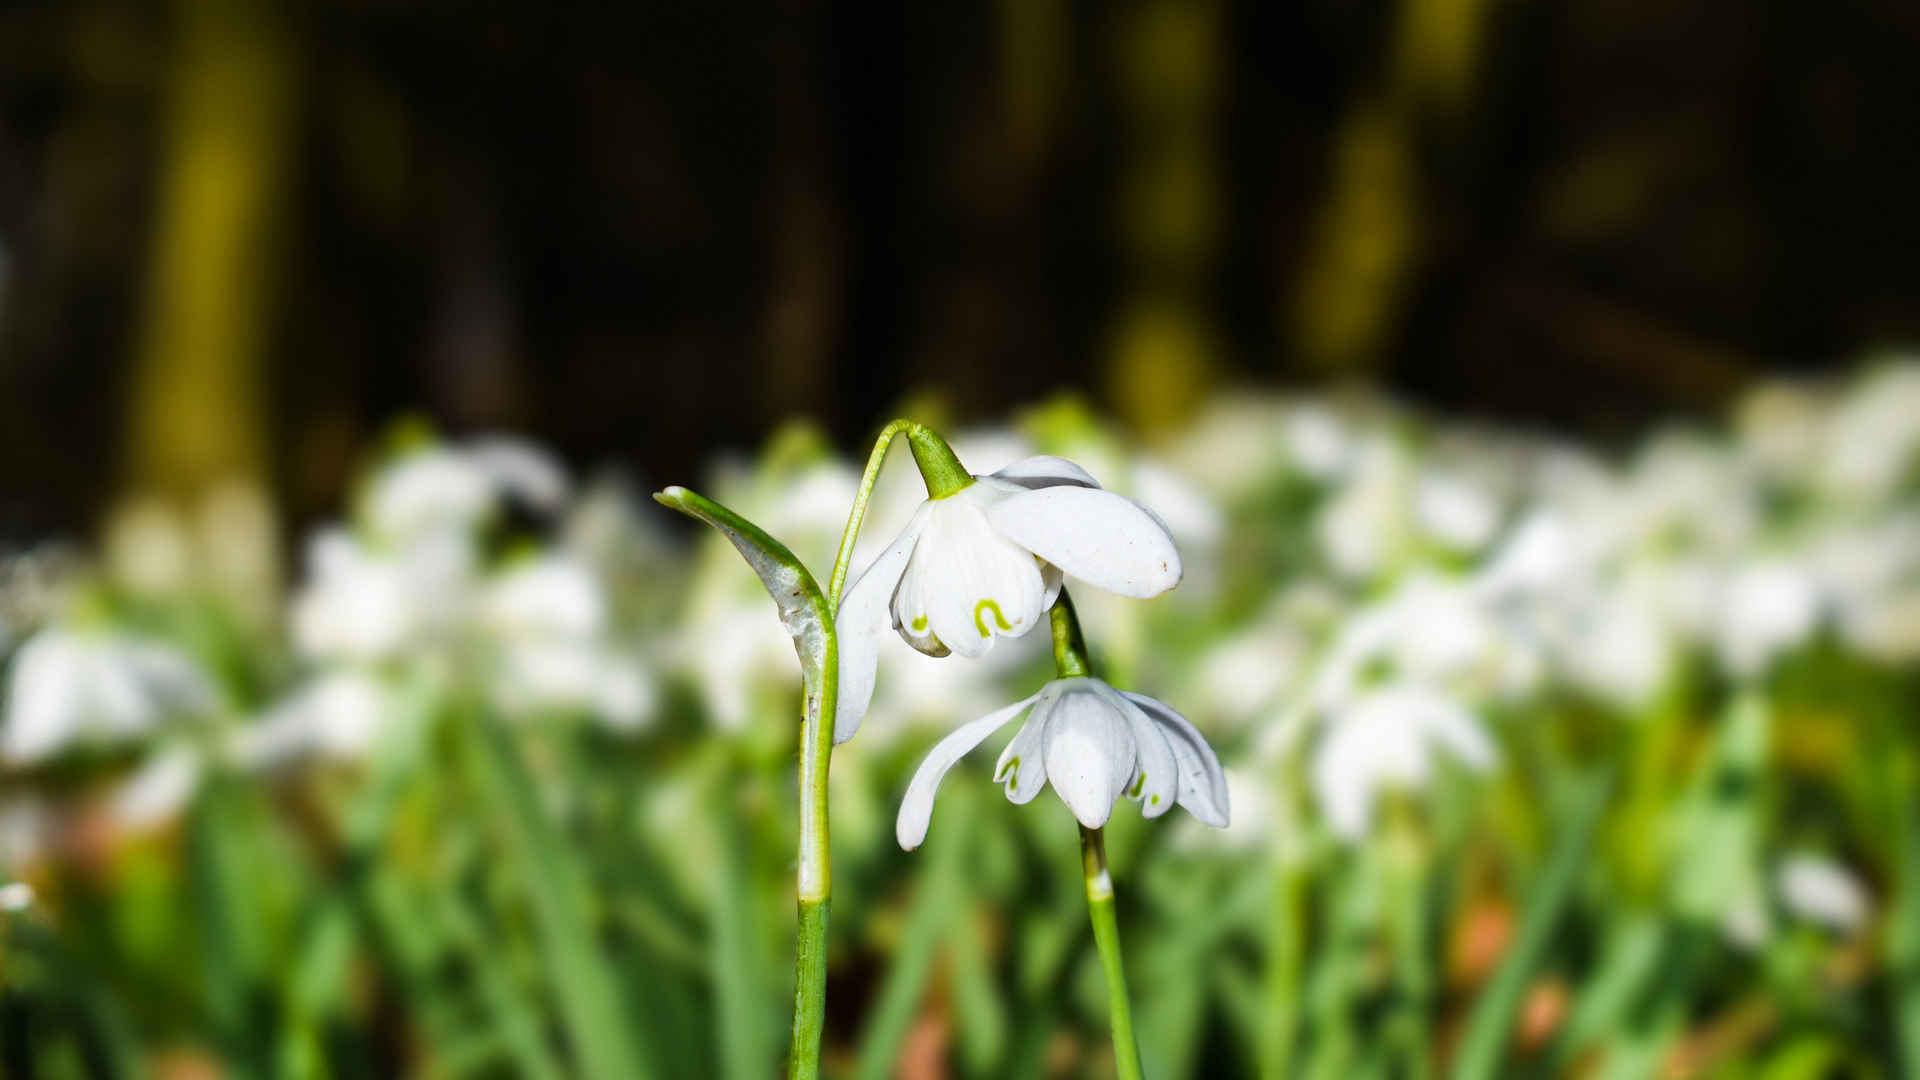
[1776,854,1871,934]
[2,630,216,764]
[1716,561,1821,678]
[895,676,1228,849]
[110,746,203,829]
[231,672,392,769]
[834,456,1181,741]
[1310,686,1497,839]
[290,527,475,663]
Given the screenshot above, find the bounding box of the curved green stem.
[1081,825,1144,1080]
[825,420,972,610]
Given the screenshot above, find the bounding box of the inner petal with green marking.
[973,598,1013,638]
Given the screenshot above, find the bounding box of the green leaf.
[654,486,831,722]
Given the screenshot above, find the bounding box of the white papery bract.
[895,676,1228,849]
[834,455,1182,741]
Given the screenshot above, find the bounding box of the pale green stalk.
[661,419,965,1079]
[1082,824,1145,1080]
[1050,594,1143,1078]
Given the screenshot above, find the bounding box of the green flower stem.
[1080,824,1145,1080]
[1386,806,1433,1080]
[1050,593,1142,1077]
[826,420,970,606]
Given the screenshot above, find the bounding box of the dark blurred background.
[3,0,1918,537]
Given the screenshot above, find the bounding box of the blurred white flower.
[896,676,1228,848]
[1556,586,1672,710]
[464,436,571,513]
[482,555,606,640]
[1776,854,1870,934]
[834,455,1181,741]
[291,528,473,663]
[1819,361,1920,506]
[0,881,32,912]
[365,447,496,544]
[1311,686,1496,840]
[1283,403,1352,480]
[1717,561,1820,678]
[110,747,203,829]
[2,630,215,764]
[233,672,391,768]
[1416,470,1500,552]
[1316,437,1411,579]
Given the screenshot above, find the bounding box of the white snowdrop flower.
[1717,561,1821,678]
[1557,588,1672,710]
[463,436,571,513]
[1776,854,1871,934]
[1311,573,1518,709]
[1416,470,1500,552]
[489,641,657,729]
[834,456,1180,741]
[1168,397,1292,500]
[365,447,496,543]
[2,630,216,764]
[110,747,203,829]
[103,497,193,596]
[585,655,657,732]
[1315,437,1412,580]
[1195,621,1308,721]
[895,676,1228,849]
[1626,433,1757,553]
[0,881,32,913]
[1477,513,1583,598]
[683,606,801,732]
[232,672,390,769]
[1819,362,1920,506]
[1131,460,1224,550]
[1734,379,1828,485]
[1283,403,1352,480]
[1311,686,1497,840]
[482,555,606,641]
[291,529,430,663]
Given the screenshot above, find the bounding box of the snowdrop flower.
[895,676,1228,849]
[835,455,1181,740]
[0,881,31,913]
[1416,469,1501,552]
[1776,854,1871,934]
[1316,436,1413,580]
[291,527,474,663]
[464,436,571,514]
[110,747,203,829]
[1818,361,1920,506]
[365,447,496,543]
[231,672,392,768]
[2,630,216,764]
[1311,686,1497,839]
[1717,561,1820,678]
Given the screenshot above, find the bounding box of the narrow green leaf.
[712,778,776,1080]
[461,704,653,1079]
[1450,769,1612,1080]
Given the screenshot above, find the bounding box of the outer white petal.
[993,683,1062,803]
[833,504,932,742]
[989,455,1101,490]
[988,486,1182,598]
[1103,684,1177,817]
[897,691,1043,849]
[1040,684,1137,829]
[920,499,1046,659]
[1122,691,1230,827]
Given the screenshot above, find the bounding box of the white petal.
[1041,684,1136,829]
[989,486,1182,598]
[994,684,1061,803]
[919,498,1046,659]
[897,691,1042,849]
[989,455,1102,490]
[1103,684,1178,818]
[1122,692,1230,827]
[890,547,949,657]
[832,505,931,742]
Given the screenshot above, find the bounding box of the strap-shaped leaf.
[654,486,832,717]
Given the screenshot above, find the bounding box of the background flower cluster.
[3,360,1918,1077]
